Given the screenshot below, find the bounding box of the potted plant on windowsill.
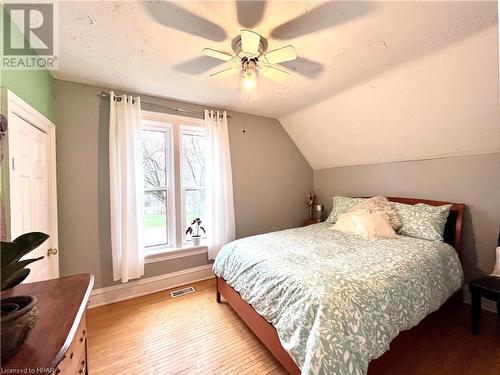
[1,232,48,362]
[185,218,206,247]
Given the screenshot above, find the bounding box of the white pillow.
[330,209,398,240]
[352,210,398,240]
[330,211,360,234]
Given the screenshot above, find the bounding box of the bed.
[212,198,465,375]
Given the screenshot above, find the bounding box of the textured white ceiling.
[54,1,497,118]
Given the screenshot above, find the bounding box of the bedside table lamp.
[312,204,323,222]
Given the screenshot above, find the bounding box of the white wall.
[280,26,500,169]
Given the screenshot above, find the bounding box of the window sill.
[144,245,208,264]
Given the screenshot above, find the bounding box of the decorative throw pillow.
[351,210,398,240]
[349,196,402,230]
[330,209,398,240]
[325,196,364,223]
[394,203,452,241]
[330,211,360,234]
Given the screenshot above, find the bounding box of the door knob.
[47,248,58,256]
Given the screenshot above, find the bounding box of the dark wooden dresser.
[1,274,94,374]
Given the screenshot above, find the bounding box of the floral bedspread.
[212,223,463,375]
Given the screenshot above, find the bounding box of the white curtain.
[109,91,144,282]
[204,110,236,259]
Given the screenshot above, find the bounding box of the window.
[141,111,206,253]
[181,131,206,241]
[142,128,171,247]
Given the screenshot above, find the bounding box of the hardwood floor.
[87,279,286,375]
[87,279,499,375]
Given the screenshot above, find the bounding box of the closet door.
[9,112,58,281]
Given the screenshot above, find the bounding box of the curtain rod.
[97,93,232,118]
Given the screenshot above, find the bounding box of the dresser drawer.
[55,312,87,375]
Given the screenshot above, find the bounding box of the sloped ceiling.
[279,2,499,169]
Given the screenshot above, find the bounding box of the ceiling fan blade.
[260,65,289,83]
[237,1,267,28]
[263,45,297,65]
[210,66,241,78]
[240,30,261,56]
[202,48,235,62]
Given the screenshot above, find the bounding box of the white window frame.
[141,120,175,250]
[180,125,207,244]
[141,111,206,261]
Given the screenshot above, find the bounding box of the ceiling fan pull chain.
[241,94,249,134]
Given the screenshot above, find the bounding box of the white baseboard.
[89,264,214,308]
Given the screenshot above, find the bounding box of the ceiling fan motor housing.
[241,57,258,70]
[206,30,295,84]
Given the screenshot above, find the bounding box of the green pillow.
[326,196,364,223]
[394,203,451,241]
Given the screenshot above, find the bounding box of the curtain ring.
[113,96,136,104]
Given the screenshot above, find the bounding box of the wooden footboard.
[216,277,301,374]
[217,276,462,374]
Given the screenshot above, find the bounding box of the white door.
[9,113,59,281]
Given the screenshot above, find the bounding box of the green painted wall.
[1,69,54,121]
[0,6,55,121]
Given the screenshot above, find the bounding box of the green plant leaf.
[1,241,21,267]
[1,257,44,284]
[1,268,30,291]
[12,232,49,262]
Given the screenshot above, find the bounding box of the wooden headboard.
[385,197,465,256]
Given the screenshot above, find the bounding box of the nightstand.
[469,276,500,334]
[303,218,320,226]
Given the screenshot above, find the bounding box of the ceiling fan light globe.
[243,77,256,91]
[242,70,256,91]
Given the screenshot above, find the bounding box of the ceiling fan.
[202,30,297,91]
[145,2,374,85]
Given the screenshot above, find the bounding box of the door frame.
[1,88,59,277]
